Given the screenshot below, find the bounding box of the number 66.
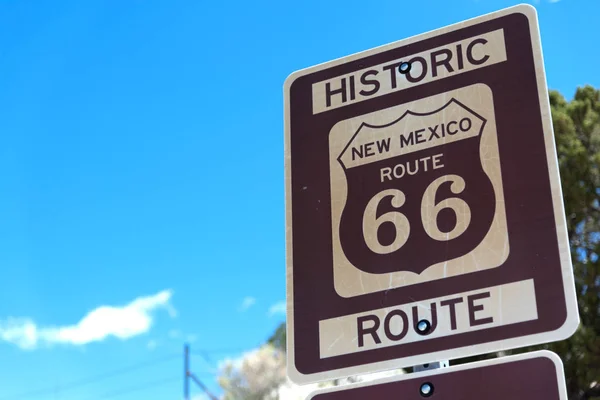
[362,174,472,255]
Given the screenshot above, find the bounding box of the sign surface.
[308,351,568,400]
[284,4,579,384]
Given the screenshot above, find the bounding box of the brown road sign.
[307,351,568,400]
[284,4,579,384]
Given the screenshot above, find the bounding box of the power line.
[0,353,180,400]
[200,351,214,365]
[192,351,218,373]
[185,344,220,400]
[190,347,252,355]
[190,345,261,368]
[85,376,181,400]
[1,346,239,400]
[1,345,232,400]
[189,373,219,400]
[190,348,248,369]
[190,346,258,376]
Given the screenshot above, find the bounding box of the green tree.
[218,345,287,400]
[267,322,286,352]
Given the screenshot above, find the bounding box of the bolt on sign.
[307,351,568,400]
[284,4,579,384]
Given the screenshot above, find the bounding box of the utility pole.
[184,343,190,400]
[184,343,220,400]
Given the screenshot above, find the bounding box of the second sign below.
[308,351,568,400]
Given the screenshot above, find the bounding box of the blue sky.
[0,0,597,399]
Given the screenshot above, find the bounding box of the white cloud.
[191,394,210,400]
[168,329,181,339]
[268,301,286,317]
[0,289,176,350]
[147,339,158,350]
[238,297,256,312]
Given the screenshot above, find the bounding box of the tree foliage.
[517,85,600,400]
[267,323,286,352]
[218,345,287,400]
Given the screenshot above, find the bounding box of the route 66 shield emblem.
[329,83,509,298]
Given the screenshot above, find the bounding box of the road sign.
[284,4,579,384]
[307,351,568,400]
